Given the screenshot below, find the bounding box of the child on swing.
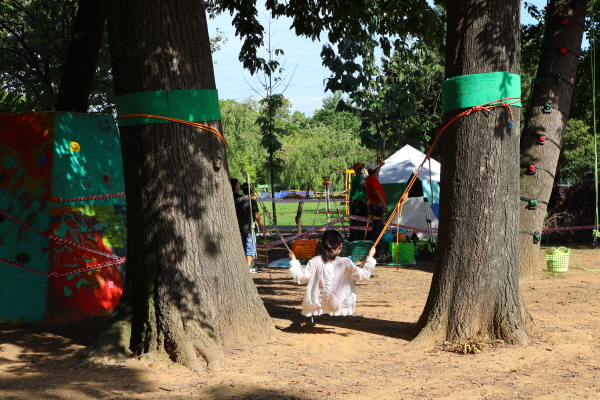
[289,230,377,317]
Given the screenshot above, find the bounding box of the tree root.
[170,337,227,371]
[75,316,133,361]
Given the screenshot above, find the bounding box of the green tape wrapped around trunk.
[115,89,221,126]
[442,71,521,113]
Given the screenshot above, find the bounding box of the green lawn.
[256,199,349,229]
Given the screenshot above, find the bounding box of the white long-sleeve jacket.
[289,255,376,317]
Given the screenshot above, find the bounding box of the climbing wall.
[0,112,126,325]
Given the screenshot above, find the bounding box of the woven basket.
[545,247,570,273]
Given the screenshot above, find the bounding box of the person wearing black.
[232,180,266,273]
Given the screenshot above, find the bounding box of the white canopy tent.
[377,145,441,240]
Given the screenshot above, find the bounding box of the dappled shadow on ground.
[0,318,157,399]
[279,314,416,341]
[253,263,417,342]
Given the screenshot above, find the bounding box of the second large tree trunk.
[412,0,531,345]
[519,0,588,279]
[55,0,106,113]
[83,0,276,371]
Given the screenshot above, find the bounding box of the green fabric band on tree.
[442,72,521,113]
[114,89,221,127]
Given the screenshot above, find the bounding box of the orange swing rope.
[371,97,521,249]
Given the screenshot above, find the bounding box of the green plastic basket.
[350,240,374,263]
[339,241,351,257]
[545,247,570,273]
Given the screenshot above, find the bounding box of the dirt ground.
[2,245,600,400]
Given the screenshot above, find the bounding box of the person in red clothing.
[364,162,388,241]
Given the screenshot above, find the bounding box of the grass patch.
[257,199,349,228]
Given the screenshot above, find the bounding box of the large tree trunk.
[81,0,276,371]
[412,0,531,345]
[55,0,106,112]
[519,0,588,279]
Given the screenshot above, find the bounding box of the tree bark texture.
[296,201,304,233]
[412,0,531,345]
[55,0,107,113]
[519,0,588,279]
[100,0,276,370]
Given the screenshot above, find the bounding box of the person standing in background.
[364,162,388,241]
[349,162,368,241]
[235,182,266,273]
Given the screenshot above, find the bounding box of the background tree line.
[2,1,597,188]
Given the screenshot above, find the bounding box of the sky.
[207,1,553,117]
[207,11,328,117]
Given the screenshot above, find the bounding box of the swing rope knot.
[467,105,491,115]
[466,105,493,115]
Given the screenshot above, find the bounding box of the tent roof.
[378,145,441,184]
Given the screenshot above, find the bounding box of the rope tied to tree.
[116,114,228,145]
[370,96,522,248]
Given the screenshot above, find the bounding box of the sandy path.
[1,247,600,399]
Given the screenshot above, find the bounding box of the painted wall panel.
[0,112,126,325]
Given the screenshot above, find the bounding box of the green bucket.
[545,247,570,273]
[389,241,416,265]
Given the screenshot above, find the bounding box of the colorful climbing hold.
[70,141,81,152]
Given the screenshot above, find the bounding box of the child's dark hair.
[321,230,344,262]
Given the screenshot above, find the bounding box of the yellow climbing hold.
[70,141,81,152]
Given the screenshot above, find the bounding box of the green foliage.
[257,93,286,175]
[311,92,361,133]
[0,0,75,111]
[280,125,376,192]
[279,94,376,192]
[0,0,113,113]
[223,96,376,193]
[557,119,598,183]
[220,98,264,182]
[322,37,444,154]
[0,91,28,113]
[210,28,228,53]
